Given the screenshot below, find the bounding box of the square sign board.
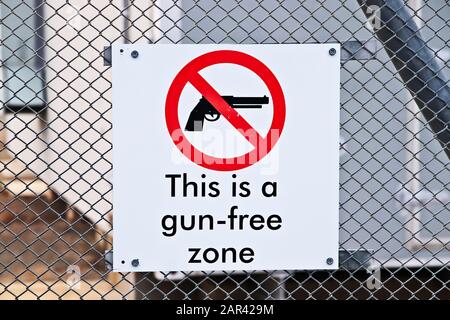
[112,44,340,272]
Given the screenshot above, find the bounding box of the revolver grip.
[185,109,205,131]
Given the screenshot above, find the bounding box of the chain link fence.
[0,0,449,299]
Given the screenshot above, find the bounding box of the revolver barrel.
[223,95,269,105]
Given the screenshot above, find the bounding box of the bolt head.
[131,50,139,59]
[328,48,336,56]
[326,257,334,265]
[131,259,140,267]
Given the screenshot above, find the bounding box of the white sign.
[112,44,340,272]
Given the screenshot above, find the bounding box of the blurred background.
[0,0,449,299]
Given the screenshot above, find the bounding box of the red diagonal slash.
[189,72,264,147]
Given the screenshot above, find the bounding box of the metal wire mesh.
[0,0,449,300]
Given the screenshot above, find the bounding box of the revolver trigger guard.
[205,113,220,122]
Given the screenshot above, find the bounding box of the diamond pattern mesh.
[0,0,449,300]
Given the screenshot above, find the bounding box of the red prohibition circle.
[165,50,286,171]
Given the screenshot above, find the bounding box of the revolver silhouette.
[185,95,269,131]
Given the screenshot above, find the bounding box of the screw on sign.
[165,50,286,171]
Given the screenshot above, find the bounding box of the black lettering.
[267,215,282,230]
[249,215,265,230]
[183,173,197,197]
[187,247,255,264]
[166,173,221,197]
[222,247,237,263]
[165,174,181,197]
[209,182,220,197]
[239,182,251,197]
[238,214,249,230]
[203,248,219,263]
[180,215,195,231]
[240,248,255,263]
[201,173,207,196]
[199,214,214,230]
[188,248,201,263]
[232,177,237,197]
[228,205,239,229]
